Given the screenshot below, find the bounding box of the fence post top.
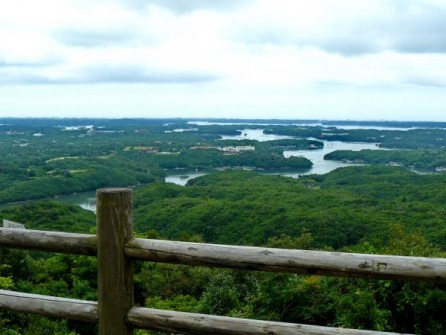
[97,188,133,194]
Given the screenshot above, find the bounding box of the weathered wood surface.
[97,188,134,335]
[2,227,444,284]
[126,239,446,283]
[0,227,96,255]
[0,290,411,334]
[2,226,444,283]
[0,289,97,323]
[127,307,411,335]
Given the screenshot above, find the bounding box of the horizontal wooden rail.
[0,290,409,335]
[127,307,409,335]
[0,228,97,256]
[0,290,97,323]
[126,238,446,284]
[1,227,444,283]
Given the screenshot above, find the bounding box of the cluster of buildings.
[191,145,255,155]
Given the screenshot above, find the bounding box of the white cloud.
[0,0,445,120]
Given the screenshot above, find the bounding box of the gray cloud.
[124,0,254,13]
[387,3,446,54]
[316,39,379,56]
[234,19,380,56]
[0,72,52,84]
[395,37,446,54]
[78,65,223,84]
[238,26,288,46]
[392,25,446,53]
[0,58,61,68]
[236,2,446,56]
[53,29,144,48]
[313,74,446,90]
[237,26,379,56]
[402,76,446,88]
[0,65,223,85]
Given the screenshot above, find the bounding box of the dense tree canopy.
[1,119,446,334]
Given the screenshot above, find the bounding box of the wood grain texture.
[0,227,96,255]
[0,188,443,334]
[97,188,134,335]
[127,307,411,335]
[0,289,97,323]
[126,238,446,283]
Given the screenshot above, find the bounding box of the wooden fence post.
[97,188,134,335]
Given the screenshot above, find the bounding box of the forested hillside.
[134,168,446,248]
[0,119,315,203]
[325,149,446,172]
[1,167,446,334]
[1,119,446,334]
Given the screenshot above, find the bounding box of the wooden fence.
[0,188,445,334]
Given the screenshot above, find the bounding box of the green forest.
[0,119,446,334]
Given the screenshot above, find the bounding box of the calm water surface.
[0,191,97,213]
[165,172,207,186]
[190,121,419,131]
[165,130,388,182]
[220,128,293,141]
[2,129,390,213]
[58,191,97,212]
[283,139,386,176]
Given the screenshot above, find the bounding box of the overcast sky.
[1,0,445,121]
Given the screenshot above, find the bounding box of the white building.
[220,145,255,153]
